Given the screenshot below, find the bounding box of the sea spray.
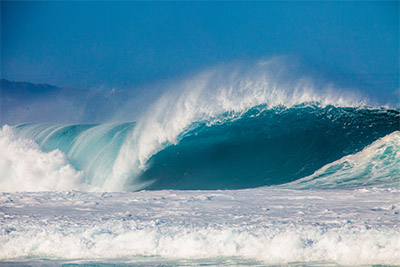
[111,60,366,190]
[0,125,83,191]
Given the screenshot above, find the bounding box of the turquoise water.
[12,105,399,191]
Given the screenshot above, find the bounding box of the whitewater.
[1,61,399,266]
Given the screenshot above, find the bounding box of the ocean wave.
[111,60,368,190]
[1,60,398,192]
[138,106,399,190]
[2,105,398,192]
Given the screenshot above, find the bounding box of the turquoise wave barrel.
[14,105,400,190]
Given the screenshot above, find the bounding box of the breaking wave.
[1,105,398,192]
[1,61,399,191]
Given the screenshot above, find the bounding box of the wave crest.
[111,59,367,190]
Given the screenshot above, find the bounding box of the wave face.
[4,105,399,191]
[139,106,399,190]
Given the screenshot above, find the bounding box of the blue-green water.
[12,105,399,191]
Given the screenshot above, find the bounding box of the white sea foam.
[0,125,85,192]
[110,59,367,190]
[287,131,400,189]
[1,188,399,265]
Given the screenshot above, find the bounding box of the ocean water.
[1,73,400,265]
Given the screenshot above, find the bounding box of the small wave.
[285,131,400,189]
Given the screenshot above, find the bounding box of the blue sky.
[1,1,399,101]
